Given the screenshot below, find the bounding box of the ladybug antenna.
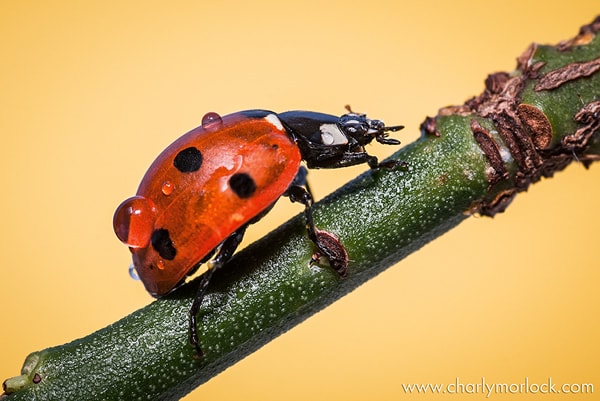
[368,118,404,145]
[375,128,403,145]
[384,124,404,132]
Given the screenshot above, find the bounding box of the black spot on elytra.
[229,173,256,198]
[151,228,177,260]
[173,147,203,172]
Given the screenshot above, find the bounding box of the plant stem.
[3,16,599,401]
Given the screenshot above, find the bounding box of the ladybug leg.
[189,225,248,357]
[372,158,407,170]
[189,269,216,357]
[313,151,375,168]
[285,185,348,277]
[314,151,404,170]
[362,153,407,170]
[290,166,312,194]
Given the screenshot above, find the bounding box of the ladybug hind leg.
[285,184,348,277]
[189,225,248,358]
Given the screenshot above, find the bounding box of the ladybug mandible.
[113,108,403,356]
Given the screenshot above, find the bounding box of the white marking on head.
[319,124,348,145]
[264,114,284,131]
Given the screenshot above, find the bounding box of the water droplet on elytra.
[161,181,174,195]
[113,195,157,248]
[129,264,140,281]
[201,112,222,131]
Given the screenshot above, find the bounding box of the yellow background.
[1,2,598,400]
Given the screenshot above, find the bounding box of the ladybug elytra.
[113,108,403,356]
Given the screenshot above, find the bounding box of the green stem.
[3,16,599,401]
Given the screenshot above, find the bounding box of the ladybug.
[113,108,403,356]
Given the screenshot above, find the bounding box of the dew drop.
[201,112,223,131]
[161,181,174,195]
[129,264,141,281]
[113,195,157,248]
[157,259,166,270]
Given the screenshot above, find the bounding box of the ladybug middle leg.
[189,225,248,357]
[285,172,348,277]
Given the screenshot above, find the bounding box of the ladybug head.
[278,109,403,169]
[278,109,403,149]
[337,112,403,146]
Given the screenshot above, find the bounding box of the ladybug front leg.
[315,150,401,170]
[189,225,248,358]
[285,185,348,277]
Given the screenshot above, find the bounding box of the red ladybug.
[113,108,403,356]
